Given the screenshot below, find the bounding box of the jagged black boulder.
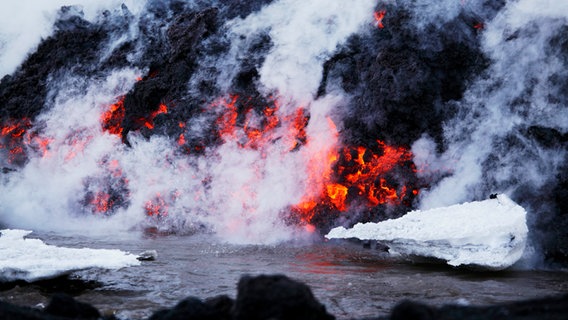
[390,294,568,320]
[0,293,105,320]
[0,300,47,320]
[44,293,100,319]
[149,295,232,320]
[233,274,335,320]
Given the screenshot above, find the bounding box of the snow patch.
[0,229,140,282]
[326,194,528,270]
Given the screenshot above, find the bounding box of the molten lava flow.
[63,132,93,162]
[210,94,310,152]
[287,107,309,150]
[101,97,126,136]
[139,103,168,130]
[0,119,32,165]
[84,158,130,216]
[1,119,29,138]
[293,139,417,223]
[145,193,168,217]
[90,192,113,214]
[101,96,168,138]
[27,134,52,158]
[214,94,239,139]
[473,22,484,30]
[374,10,386,29]
[337,140,416,208]
[0,118,54,165]
[326,183,349,211]
[293,117,340,222]
[208,95,418,225]
[242,104,281,149]
[177,122,186,146]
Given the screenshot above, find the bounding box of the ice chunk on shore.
[326,194,528,270]
[0,229,140,282]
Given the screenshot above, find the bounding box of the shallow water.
[1,231,567,319]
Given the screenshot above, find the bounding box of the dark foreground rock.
[390,294,568,320]
[1,274,568,320]
[0,293,108,320]
[233,274,334,320]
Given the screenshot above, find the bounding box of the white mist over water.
[0,0,375,244]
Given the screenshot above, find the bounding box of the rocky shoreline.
[1,274,567,320]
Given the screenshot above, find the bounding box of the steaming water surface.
[1,232,567,319]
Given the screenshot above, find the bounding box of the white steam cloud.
[414,0,568,211]
[0,0,146,77]
[224,0,375,101]
[0,0,374,244]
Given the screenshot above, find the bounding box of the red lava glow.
[374,10,386,29]
[84,158,129,215]
[3,89,419,225]
[101,97,126,136]
[145,193,168,217]
[64,132,93,162]
[101,97,169,138]
[211,94,308,151]
[90,192,113,214]
[139,103,168,130]
[208,94,418,224]
[0,119,32,164]
[293,139,417,223]
[177,121,186,146]
[214,94,239,139]
[0,118,53,164]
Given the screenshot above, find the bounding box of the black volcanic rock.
[1,275,568,320]
[0,300,47,320]
[44,293,100,319]
[0,9,104,120]
[319,4,495,150]
[390,294,568,320]
[149,296,232,320]
[121,7,221,141]
[233,274,335,320]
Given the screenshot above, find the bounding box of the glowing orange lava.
[374,10,386,29]
[0,118,54,164]
[293,139,417,223]
[177,121,186,146]
[473,22,484,30]
[207,94,418,224]
[1,119,32,164]
[140,103,168,130]
[90,192,113,214]
[210,94,310,152]
[145,193,168,217]
[215,94,239,139]
[101,97,125,136]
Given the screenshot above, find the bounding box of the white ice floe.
[0,229,140,282]
[326,194,528,270]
